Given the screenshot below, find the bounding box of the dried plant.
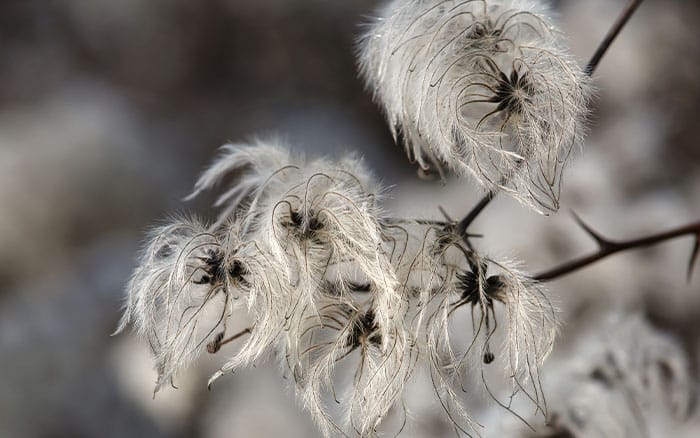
[422,251,556,434]
[358,0,591,212]
[116,217,230,392]
[115,0,700,436]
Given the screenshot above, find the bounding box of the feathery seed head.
[358,0,591,211]
[119,138,565,435]
[116,217,233,392]
[285,286,414,437]
[417,243,557,432]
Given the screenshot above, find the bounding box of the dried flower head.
[190,141,403,351]
[115,217,233,392]
[416,238,557,432]
[118,139,564,436]
[285,283,415,437]
[207,221,290,381]
[358,0,591,211]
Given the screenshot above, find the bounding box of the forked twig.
[533,213,700,282]
[455,191,495,237]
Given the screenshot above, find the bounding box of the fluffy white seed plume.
[207,220,291,385]
[285,284,415,437]
[383,220,451,299]
[358,0,590,211]
[115,217,233,392]
[417,241,556,432]
[119,137,570,435]
[189,140,402,351]
[265,168,401,344]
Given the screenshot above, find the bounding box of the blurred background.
[1,0,699,436]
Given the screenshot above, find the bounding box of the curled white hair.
[115,217,233,392]
[358,0,591,211]
[185,138,299,227]
[207,220,291,384]
[194,142,403,348]
[420,244,557,432]
[285,285,415,437]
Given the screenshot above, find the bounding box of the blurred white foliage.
[494,313,695,437]
[1,0,698,437]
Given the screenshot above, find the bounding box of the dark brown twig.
[585,0,645,76]
[206,327,252,354]
[384,218,453,226]
[456,191,495,237]
[533,214,700,281]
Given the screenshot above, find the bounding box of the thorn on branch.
[438,206,453,222]
[571,211,613,249]
[533,219,700,282]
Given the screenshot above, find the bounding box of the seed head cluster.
[524,315,693,437]
[117,139,557,436]
[110,0,603,434]
[358,0,591,212]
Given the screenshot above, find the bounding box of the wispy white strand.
[285,288,415,437]
[119,140,563,435]
[419,245,557,432]
[208,221,291,384]
[358,0,591,211]
[185,138,300,227]
[115,216,233,392]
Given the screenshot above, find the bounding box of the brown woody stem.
[585,0,644,76]
[533,217,700,281]
[456,191,495,237]
[207,327,252,354]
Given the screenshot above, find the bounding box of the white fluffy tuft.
[358,0,591,212]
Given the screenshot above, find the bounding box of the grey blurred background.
[1,0,699,436]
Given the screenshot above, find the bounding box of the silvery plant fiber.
[116,139,557,437]
[358,0,591,212]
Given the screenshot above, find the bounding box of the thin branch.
[533,215,700,282]
[585,0,645,76]
[456,191,495,237]
[689,238,700,282]
[383,218,453,226]
[381,216,482,239]
[206,327,252,354]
